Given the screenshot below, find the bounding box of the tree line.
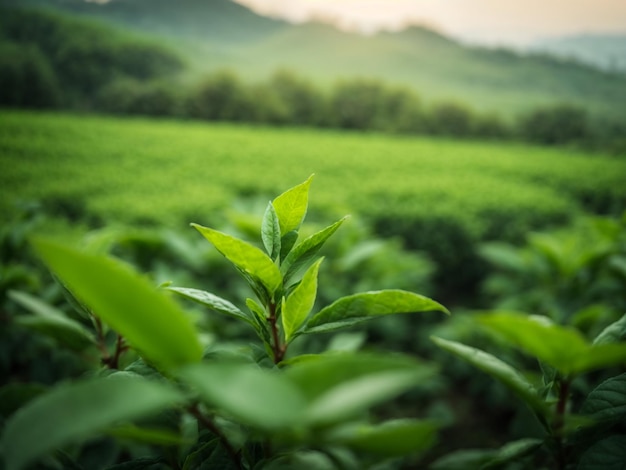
[1,7,625,154]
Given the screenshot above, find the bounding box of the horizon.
[232,0,626,46]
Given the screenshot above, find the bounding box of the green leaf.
[593,314,626,345]
[107,424,188,446]
[430,438,542,470]
[246,297,266,320]
[0,374,186,470]
[478,312,626,375]
[282,258,323,342]
[32,238,203,370]
[305,290,449,334]
[192,224,282,296]
[0,383,48,418]
[272,175,313,236]
[178,363,306,431]
[279,230,299,261]
[167,287,254,326]
[578,435,626,470]
[261,201,281,260]
[183,439,239,470]
[581,373,626,423]
[281,217,348,284]
[431,337,548,420]
[9,290,96,351]
[328,419,438,457]
[304,370,427,426]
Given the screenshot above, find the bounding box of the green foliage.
[480,215,626,327]
[0,42,61,108]
[433,308,626,469]
[1,178,447,469]
[518,104,590,145]
[0,7,184,105]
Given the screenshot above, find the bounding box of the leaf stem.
[267,302,286,364]
[553,377,571,470]
[188,403,241,469]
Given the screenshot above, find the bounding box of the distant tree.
[426,101,474,137]
[0,42,61,108]
[518,104,589,145]
[329,79,387,130]
[186,70,254,121]
[267,70,327,126]
[379,86,424,133]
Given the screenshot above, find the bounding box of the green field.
[2,110,624,236]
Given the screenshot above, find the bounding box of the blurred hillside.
[2,0,626,121]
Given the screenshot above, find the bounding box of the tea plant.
[432,312,626,469]
[0,176,450,470]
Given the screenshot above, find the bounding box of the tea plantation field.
[1,110,625,244]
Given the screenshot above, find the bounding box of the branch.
[188,404,241,469]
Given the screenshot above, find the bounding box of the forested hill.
[2,0,626,119]
[0,0,287,44]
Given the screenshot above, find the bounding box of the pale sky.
[234,0,626,45]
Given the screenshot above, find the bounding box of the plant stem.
[553,378,571,470]
[188,403,241,469]
[267,301,286,364]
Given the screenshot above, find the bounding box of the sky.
[233,0,626,46]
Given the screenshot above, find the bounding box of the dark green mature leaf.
[305,290,449,334]
[578,435,626,470]
[272,175,313,236]
[0,383,47,418]
[183,439,239,470]
[581,373,626,423]
[478,312,626,375]
[105,457,167,469]
[262,201,281,260]
[282,258,323,342]
[279,230,299,261]
[178,363,306,431]
[167,287,254,326]
[107,424,188,446]
[192,224,282,296]
[328,419,438,457]
[9,290,96,351]
[32,238,203,370]
[0,374,186,470]
[593,314,626,345]
[281,217,348,284]
[304,370,428,426]
[284,352,435,401]
[430,438,542,470]
[431,337,548,419]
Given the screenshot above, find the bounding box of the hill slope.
[2,0,626,119]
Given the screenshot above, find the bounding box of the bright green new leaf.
[167,287,255,326]
[192,224,282,296]
[272,174,313,236]
[262,201,281,260]
[305,290,449,334]
[282,258,323,342]
[593,314,626,345]
[178,363,307,431]
[328,419,438,457]
[477,312,588,375]
[581,373,626,423]
[281,216,348,283]
[32,238,203,370]
[246,297,266,320]
[478,312,626,375]
[9,290,95,351]
[431,337,548,420]
[0,374,186,470]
